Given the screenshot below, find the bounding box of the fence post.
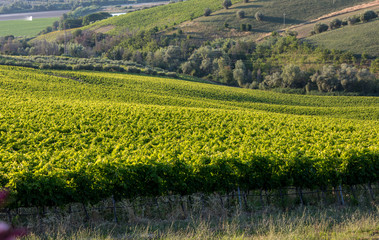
[82,202,89,221]
[112,195,118,223]
[367,183,375,201]
[237,187,242,210]
[338,185,345,206]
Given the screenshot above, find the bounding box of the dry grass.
[19,204,379,239]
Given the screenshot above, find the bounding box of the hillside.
[0,65,378,209]
[285,2,379,38]
[85,0,241,34]
[172,0,373,40]
[307,19,379,57]
[34,0,373,43]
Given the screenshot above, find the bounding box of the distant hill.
[165,0,373,41]
[85,0,241,34]
[307,19,379,57]
[36,0,373,43]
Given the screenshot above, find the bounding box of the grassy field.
[0,17,59,37]
[307,19,379,57]
[85,0,241,34]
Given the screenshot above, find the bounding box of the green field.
[85,0,241,34]
[0,17,59,37]
[307,19,379,57]
[0,65,378,208]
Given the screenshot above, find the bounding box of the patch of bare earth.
[93,25,115,34]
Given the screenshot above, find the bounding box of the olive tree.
[223,0,232,9]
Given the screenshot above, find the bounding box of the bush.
[125,66,141,73]
[72,29,82,38]
[360,10,378,22]
[237,10,245,19]
[255,11,263,21]
[348,16,359,25]
[224,22,229,28]
[223,0,232,9]
[204,8,211,16]
[166,72,178,78]
[241,24,247,31]
[329,18,342,29]
[247,24,252,31]
[244,0,249,2]
[314,23,328,34]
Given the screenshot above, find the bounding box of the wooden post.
[112,195,118,223]
[367,183,375,201]
[260,189,265,208]
[82,202,89,221]
[237,187,242,210]
[339,185,345,206]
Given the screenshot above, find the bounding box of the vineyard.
[0,65,378,208]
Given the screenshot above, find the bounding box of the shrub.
[82,12,111,26]
[166,72,178,78]
[72,29,82,38]
[360,10,378,22]
[223,0,232,9]
[237,10,245,19]
[125,66,141,73]
[241,24,247,31]
[329,18,342,29]
[244,0,249,3]
[204,8,211,16]
[348,16,359,25]
[255,11,263,21]
[224,22,229,28]
[314,23,328,34]
[247,24,252,31]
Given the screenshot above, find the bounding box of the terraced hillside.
[0,65,378,208]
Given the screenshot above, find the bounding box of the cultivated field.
[0,17,59,37]
[307,19,379,56]
[0,65,377,209]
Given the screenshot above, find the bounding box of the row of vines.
[0,66,378,209]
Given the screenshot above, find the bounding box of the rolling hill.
[34,0,374,43]
[0,65,378,208]
[175,0,374,41]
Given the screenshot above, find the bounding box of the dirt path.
[256,0,379,41]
